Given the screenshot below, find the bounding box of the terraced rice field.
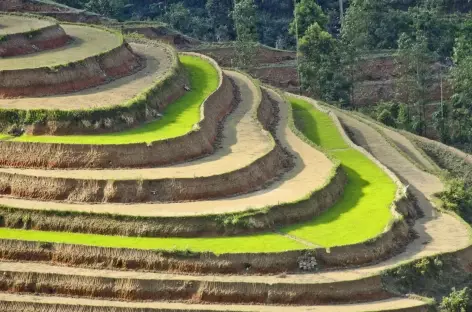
[0,14,470,311]
[9,55,218,144]
[284,98,396,246]
[0,95,397,252]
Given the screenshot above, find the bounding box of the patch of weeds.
[383,255,472,309]
[439,287,471,312]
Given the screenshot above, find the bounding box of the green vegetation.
[0,228,304,254]
[11,55,218,145]
[284,98,396,247]
[382,254,472,312]
[0,96,396,252]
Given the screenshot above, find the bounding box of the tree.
[440,287,471,312]
[395,31,437,135]
[85,0,129,19]
[232,0,259,68]
[206,0,235,41]
[298,23,349,104]
[290,0,328,38]
[342,0,409,50]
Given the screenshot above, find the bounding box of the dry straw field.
[0,6,470,312]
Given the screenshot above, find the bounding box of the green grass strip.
[0,96,396,252]
[0,228,304,254]
[11,55,217,145]
[282,98,396,247]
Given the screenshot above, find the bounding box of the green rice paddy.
[0,97,396,253]
[11,55,218,145]
[283,98,396,247]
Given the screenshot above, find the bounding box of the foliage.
[440,287,471,312]
[286,98,396,247]
[232,0,258,68]
[448,22,472,145]
[395,31,437,135]
[439,179,472,223]
[289,0,327,38]
[342,0,410,50]
[206,0,234,41]
[84,0,130,20]
[298,23,349,104]
[11,55,218,145]
[162,3,212,40]
[0,227,304,254]
[382,253,472,308]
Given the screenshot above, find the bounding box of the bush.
[378,109,396,127]
[439,179,472,223]
[440,287,471,312]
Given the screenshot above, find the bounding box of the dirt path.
[0,88,334,217]
[0,293,428,312]
[0,42,173,110]
[0,14,53,35]
[357,116,438,172]
[0,71,272,180]
[0,24,120,70]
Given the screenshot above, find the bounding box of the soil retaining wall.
[0,217,409,274]
[25,65,189,135]
[0,54,233,168]
[0,271,391,305]
[0,89,291,203]
[0,41,141,98]
[0,301,431,312]
[0,164,346,237]
[0,24,69,57]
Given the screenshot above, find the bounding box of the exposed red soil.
[0,33,70,57]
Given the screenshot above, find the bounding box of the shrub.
[439,179,472,223]
[440,287,471,312]
[378,109,396,127]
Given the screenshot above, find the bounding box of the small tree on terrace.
[290,0,328,38]
[395,31,437,135]
[299,23,349,104]
[232,0,258,68]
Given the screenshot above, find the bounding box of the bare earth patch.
[0,292,427,311]
[0,42,172,110]
[0,15,53,35]
[0,24,120,70]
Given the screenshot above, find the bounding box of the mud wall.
[0,54,233,169]
[353,79,452,106]
[404,131,472,183]
[0,271,391,305]
[0,163,345,238]
[0,89,292,203]
[249,66,299,94]
[192,45,295,67]
[26,64,188,135]
[0,217,408,274]
[37,12,109,24]
[0,42,141,98]
[0,24,69,57]
[0,301,431,312]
